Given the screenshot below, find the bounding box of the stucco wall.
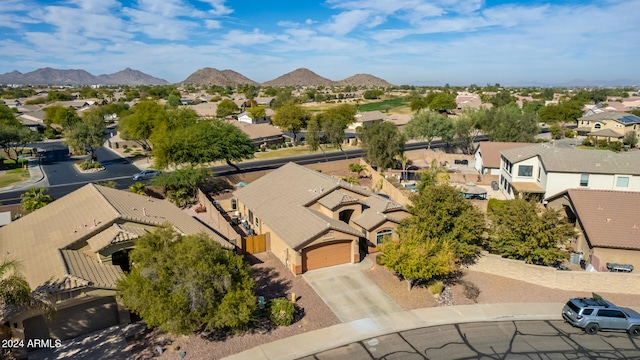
[470,252,639,294]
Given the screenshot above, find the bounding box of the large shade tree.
[63,108,106,160]
[487,199,576,265]
[271,102,309,141]
[20,187,54,212]
[480,103,539,142]
[118,101,167,150]
[357,121,406,169]
[380,183,486,290]
[405,110,453,149]
[117,227,256,334]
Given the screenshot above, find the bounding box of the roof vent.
[606,218,612,223]
[634,224,639,229]
[597,205,603,210]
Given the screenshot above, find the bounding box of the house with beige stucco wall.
[0,184,233,348]
[546,189,640,273]
[575,111,640,141]
[233,162,410,274]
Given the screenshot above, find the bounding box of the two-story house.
[233,162,410,274]
[575,111,640,140]
[499,144,640,200]
[474,142,534,175]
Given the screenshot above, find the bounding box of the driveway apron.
[302,259,402,323]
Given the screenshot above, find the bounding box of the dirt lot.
[126,252,640,359]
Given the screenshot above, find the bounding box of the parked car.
[562,297,640,336]
[132,169,162,181]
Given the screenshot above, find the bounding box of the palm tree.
[0,259,55,334]
[20,187,54,212]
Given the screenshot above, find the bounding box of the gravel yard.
[126,252,640,359]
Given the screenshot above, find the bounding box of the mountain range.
[0,67,169,86]
[0,67,394,88]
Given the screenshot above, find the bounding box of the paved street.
[299,320,640,360]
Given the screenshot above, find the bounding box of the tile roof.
[500,143,640,175]
[578,111,640,124]
[234,162,405,249]
[317,191,360,210]
[477,142,534,169]
[59,250,123,289]
[353,195,408,230]
[355,111,386,123]
[230,121,283,140]
[0,184,231,293]
[588,129,623,138]
[565,189,640,250]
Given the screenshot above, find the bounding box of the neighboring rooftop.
[477,142,534,169]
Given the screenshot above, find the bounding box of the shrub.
[268,298,295,326]
[122,144,128,150]
[565,129,576,138]
[487,198,506,214]
[78,161,102,170]
[123,148,132,153]
[461,281,481,302]
[428,280,444,295]
[581,137,593,146]
[597,139,608,148]
[607,141,622,152]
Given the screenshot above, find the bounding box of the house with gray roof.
[576,111,640,141]
[0,184,232,343]
[233,162,410,274]
[546,189,640,272]
[498,143,640,200]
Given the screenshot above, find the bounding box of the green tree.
[0,125,41,161]
[623,131,639,148]
[216,99,239,118]
[454,109,485,155]
[405,110,453,149]
[481,103,539,142]
[150,166,212,205]
[118,101,166,150]
[410,98,429,112]
[166,94,181,108]
[247,106,266,120]
[117,226,255,335]
[428,92,457,112]
[487,199,575,265]
[489,90,517,108]
[20,187,54,212]
[0,104,20,126]
[363,89,384,99]
[357,121,405,169]
[305,118,326,160]
[0,259,55,323]
[271,102,309,142]
[129,182,146,195]
[63,109,105,160]
[43,105,80,128]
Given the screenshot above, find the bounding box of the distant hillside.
[338,73,393,87]
[262,68,336,87]
[180,68,259,86]
[0,67,168,86]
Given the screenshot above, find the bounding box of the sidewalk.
[223,303,564,360]
[0,158,49,193]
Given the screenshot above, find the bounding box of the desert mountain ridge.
[0,67,169,86]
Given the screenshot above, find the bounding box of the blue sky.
[0,0,638,85]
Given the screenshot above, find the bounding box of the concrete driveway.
[302,258,402,323]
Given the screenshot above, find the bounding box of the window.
[255,217,259,226]
[376,229,393,245]
[594,124,601,129]
[616,176,629,187]
[580,174,589,187]
[248,210,254,224]
[518,165,533,177]
[537,167,541,181]
[231,199,237,210]
[597,309,626,318]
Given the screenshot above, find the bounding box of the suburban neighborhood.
[1,70,640,359]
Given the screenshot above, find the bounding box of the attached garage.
[24,297,120,342]
[302,240,352,272]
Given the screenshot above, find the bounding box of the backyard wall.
[470,252,640,295]
[196,189,242,247]
[359,159,412,206]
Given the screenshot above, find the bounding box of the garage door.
[303,240,352,272]
[24,297,120,342]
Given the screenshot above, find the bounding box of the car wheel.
[585,323,599,335]
[629,325,640,337]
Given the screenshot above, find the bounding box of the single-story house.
[229,121,284,147]
[348,111,386,130]
[237,111,270,125]
[474,142,534,175]
[546,189,640,272]
[233,162,410,274]
[499,143,640,200]
[0,184,232,345]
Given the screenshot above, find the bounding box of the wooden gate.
[242,234,266,254]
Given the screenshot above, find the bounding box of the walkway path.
[302,258,402,323]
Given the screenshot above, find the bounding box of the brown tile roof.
[501,143,640,175]
[352,195,406,230]
[477,142,534,169]
[355,111,385,123]
[234,162,406,249]
[0,184,231,293]
[588,129,623,138]
[566,189,640,250]
[229,121,283,140]
[60,250,123,289]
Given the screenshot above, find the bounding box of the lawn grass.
[251,144,348,160]
[0,168,29,188]
[358,97,407,112]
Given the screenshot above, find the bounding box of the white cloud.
[204,19,221,29]
[199,0,234,16]
[324,9,372,36]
